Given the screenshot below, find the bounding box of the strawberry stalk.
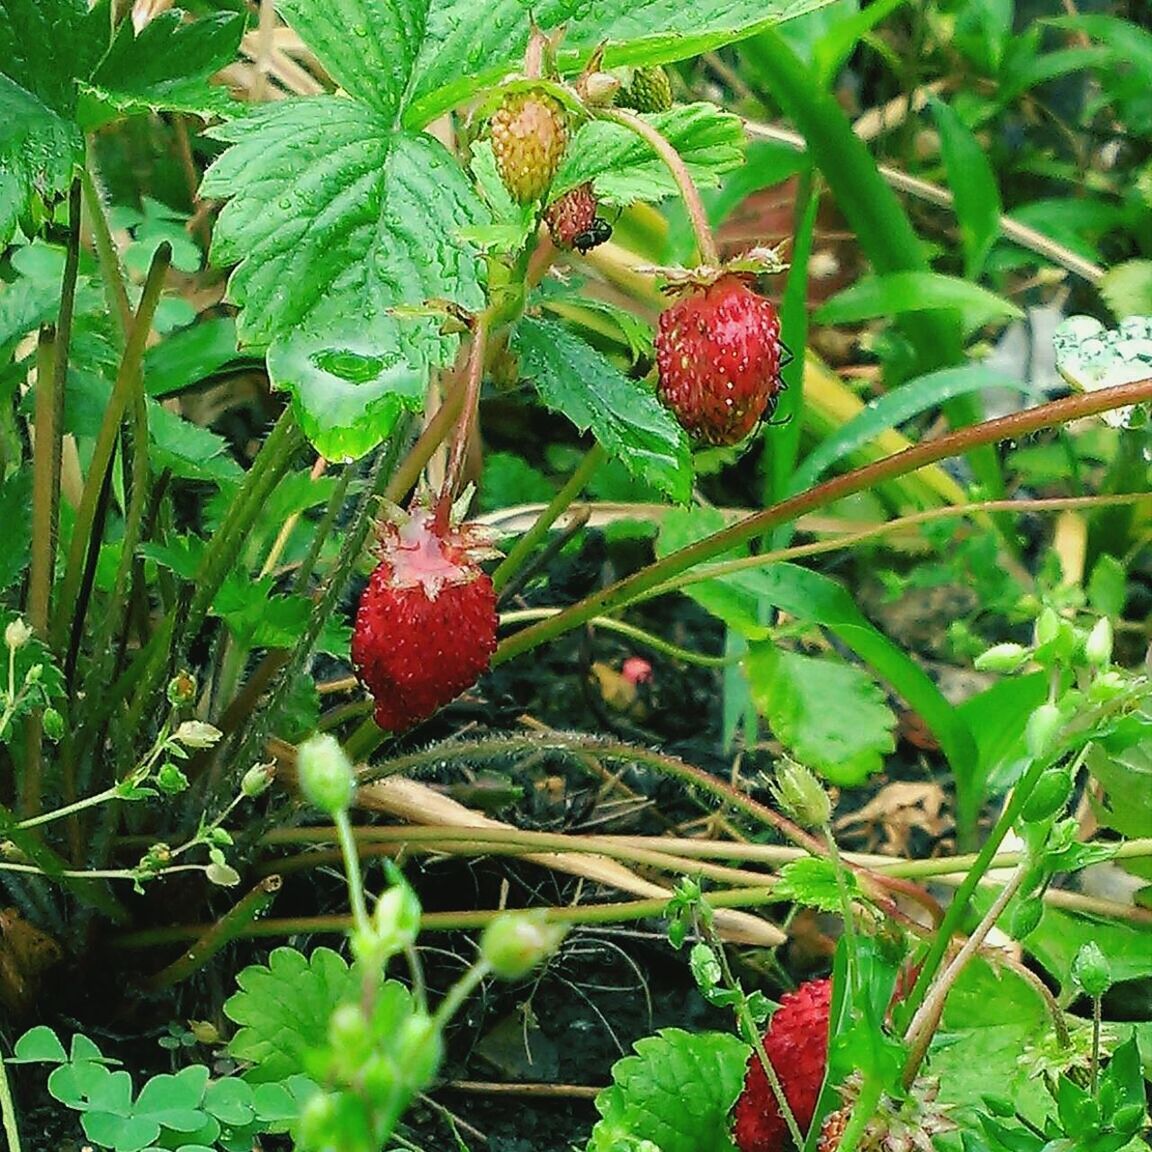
[435,312,490,532]
[598,107,720,266]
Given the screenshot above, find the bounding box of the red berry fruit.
[351,509,498,732]
[732,978,832,1152]
[544,182,612,253]
[489,88,568,205]
[655,274,784,446]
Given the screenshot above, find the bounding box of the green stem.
[80,159,132,338]
[52,242,171,656]
[15,785,120,831]
[598,108,719,266]
[499,608,738,667]
[23,181,82,815]
[493,378,1152,666]
[492,442,605,594]
[334,808,371,935]
[432,959,493,1031]
[0,1039,23,1152]
[830,1076,883,1152]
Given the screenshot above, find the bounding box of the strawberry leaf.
[514,317,692,503]
[587,1028,748,1152]
[224,947,361,1084]
[775,856,859,913]
[745,644,896,786]
[201,99,487,460]
[0,2,242,244]
[553,104,746,206]
[77,8,244,129]
[277,0,427,123]
[404,0,830,126]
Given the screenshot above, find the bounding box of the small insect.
[572,215,613,254]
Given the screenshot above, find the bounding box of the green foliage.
[0,1,243,243]
[553,103,746,205]
[7,1026,311,1152]
[513,317,692,502]
[224,946,361,1083]
[202,99,486,460]
[586,1029,749,1152]
[746,643,895,786]
[775,856,859,913]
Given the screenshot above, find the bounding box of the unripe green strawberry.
[618,65,673,112]
[656,274,784,446]
[489,88,568,205]
[544,182,612,253]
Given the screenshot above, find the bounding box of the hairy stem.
[599,108,719,266]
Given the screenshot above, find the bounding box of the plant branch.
[494,379,1152,665]
[599,107,720,266]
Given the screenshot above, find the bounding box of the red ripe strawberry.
[544,182,612,253]
[732,978,831,1152]
[655,274,784,446]
[351,509,498,732]
[489,88,568,205]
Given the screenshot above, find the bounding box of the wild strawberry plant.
[1,2,1152,1152]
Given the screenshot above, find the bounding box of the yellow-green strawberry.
[489,89,568,205]
[618,65,673,112]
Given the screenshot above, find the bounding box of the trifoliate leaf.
[552,104,746,206]
[224,947,362,1083]
[201,99,487,460]
[746,644,895,786]
[514,317,691,503]
[587,1028,749,1152]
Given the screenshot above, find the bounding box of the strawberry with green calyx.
[488,86,569,205]
[351,502,500,733]
[544,182,613,253]
[654,266,785,447]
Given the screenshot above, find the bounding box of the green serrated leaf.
[513,317,691,502]
[277,0,426,123]
[224,946,361,1083]
[746,644,895,786]
[552,104,745,206]
[202,99,487,459]
[775,856,858,912]
[148,402,244,483]
[404,0,829,126]
[78,9,245,129]
[587,1028,748,1152]
[0,75,83,244]
[478,452,556,512]
[212,573,312,649]
[0,0,101,115]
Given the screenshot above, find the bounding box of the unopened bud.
[41,708,64,742]
[1071,941,1112,997]
[4,618,32,650]
[1025,702,1063,760]
[480,910,567,979]
[241,762,276,798]
[1010,897,1043,939]
[1084,617,1113,668]
[1034,607,1061,647]
[770,759,832,828]
[353,882,422,966]
[974,643,1028,673]
[581,71,620,105]
[297,733,356,816]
